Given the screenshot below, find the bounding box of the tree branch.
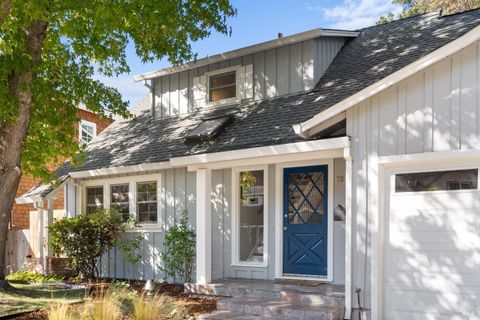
[0,0,12,26]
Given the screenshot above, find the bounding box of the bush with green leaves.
[49,209,142,279]
[161,211,196,284]
[6,270,64,283]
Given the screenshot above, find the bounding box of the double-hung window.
[86,186,104,214]
[209,71,236,102]
[79,120,97,145]
[110,184,129,220]
[136,182,157,223]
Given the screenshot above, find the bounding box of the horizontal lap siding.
[98,168,196,281]
[153,38,346,118]
[348,41,480,309]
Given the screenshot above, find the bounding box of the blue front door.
[283,165,328,276]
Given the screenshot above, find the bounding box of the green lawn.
[0,283,88,317]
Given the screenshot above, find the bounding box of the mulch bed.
[12,279,216,319]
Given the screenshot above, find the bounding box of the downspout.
[143,80,154,118]
[343,144,353,319]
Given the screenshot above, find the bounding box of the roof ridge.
[359,11,438,31]
[358,7,480,31]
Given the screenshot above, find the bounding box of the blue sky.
[99,0,402,107]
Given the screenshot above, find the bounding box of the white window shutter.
[193,75,207,109]
[244,64,253,99]
[237,64,253,101]
[237,66,246,100]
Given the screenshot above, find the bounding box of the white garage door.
[384,166,480,320]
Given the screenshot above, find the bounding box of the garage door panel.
[385,310,467,320]
[385,273,480,291]
[386,250,479,274]
[388,229,479,243]
[391,191,479,210]
[385,288,479,319]
[384,168,480,320]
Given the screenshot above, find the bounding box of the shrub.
[6,270,64,283]
[161,211,196,283]
[47,304,70,320]
[49,209,142,279]
[90,294,122,320]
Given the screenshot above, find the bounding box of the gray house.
[18,9,480,320]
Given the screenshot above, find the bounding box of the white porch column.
[33,202,44,260]
[45,199,54,257]
[344,147,353,319]
[196,168,212,284]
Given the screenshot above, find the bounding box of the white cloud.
[309,0,402,30]
[94,74,148,107]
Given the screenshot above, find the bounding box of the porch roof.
[15,175,69,204]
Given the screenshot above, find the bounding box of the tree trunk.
[0,19,47,284]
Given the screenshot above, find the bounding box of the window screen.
[111,184,129,220]
[185,116,232,141]
[209,71,236,102]
[395,169,478,192]
[86,186,104,214]
[136,182,157,223]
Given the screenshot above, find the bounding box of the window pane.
[287,172,325,225]
[80,122,95,144]
[136,182,157,223]
[210,86,236,101]
[86,186,103,214]
[239,170,264,263]
[395,169,478,192]
[209,71,236,102]
[111,184,129,220]
[209,72,235,88]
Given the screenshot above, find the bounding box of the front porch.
[182,136,352,318]
[185,278,345,319]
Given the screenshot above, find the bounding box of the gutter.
[69,162,171,178]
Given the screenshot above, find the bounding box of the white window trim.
[79,119,97,145]
[371,150,480,320]
[85,185,104,214]
[231,165,269,268]
[274,159,334,282]
[206,65,242,108]
[81,173,162,231]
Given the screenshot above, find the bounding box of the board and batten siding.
[210,166,277,280]
[94,168,197,281]
[347,40,480,309]
[152,37,346,118]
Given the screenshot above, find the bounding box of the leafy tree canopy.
[377,0,480,24]
[0,0,236,181]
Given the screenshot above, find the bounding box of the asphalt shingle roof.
[65,9,480,174]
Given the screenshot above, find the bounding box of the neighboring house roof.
[23,9,480,180]
[128,95,151,117]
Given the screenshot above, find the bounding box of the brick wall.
[11,109,112,229]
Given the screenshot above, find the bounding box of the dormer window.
[209,71,236,102]
[79,119,96,145]
[193,64,252,108]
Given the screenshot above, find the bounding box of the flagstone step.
[185,280,344,306]
[217,296,344,320]
[197,310,268,320]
